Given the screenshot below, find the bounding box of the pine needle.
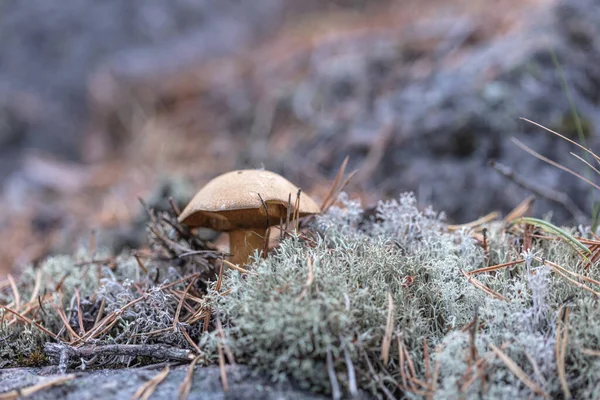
[381,291,394,365]
[130,366,170,400]
[556,307,572,399]
[0,375,76,400]
[177,355,202,400]
[489,343,549,399]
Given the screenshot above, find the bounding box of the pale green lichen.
[2,192,600,399]
[210,193,600,399]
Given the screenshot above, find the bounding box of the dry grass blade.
[556,307,572,400]
[461,270,509,302]
[130,365,170,400]
[74,288,85,335]
[222,259,255,275]
[511,137,600,192]
[73,274,201,345]
[178,355,202,400]
[447,212,500,232]
[321,156,349,211]
[503,195,535,224]
[52,301,81,341]
[179,324,202,354]
[423,338,431,387]
[570,152,600,176]
[0,374,76,400]
[319,157,358,213]
[7,274,20,309]
[468,260,524,276]
[173,280,196,332]
[134,254,149,274]
[520,117,600,164]
[362,348,399,400]
[524,351,547,388]
[381,291,394,365]
[29,269,42,303]
[0,303,60,339]
[216,336,229,392]
[489,343,549,399]
[580,348,600,356]
[216,317,235,365]
[535,257,600,297]
[296,256,315,302]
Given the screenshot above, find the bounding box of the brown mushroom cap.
[178,169,321,231]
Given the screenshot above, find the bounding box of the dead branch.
[45,343,195,364]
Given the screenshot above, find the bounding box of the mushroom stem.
[228,228,267,265]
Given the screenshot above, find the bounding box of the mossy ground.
[2,193,600,399]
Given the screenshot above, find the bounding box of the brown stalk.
[74,288,86,335]
[94,297,106,327]
[173,280,197,332]
[257,192,270,257]
[179,324,202,354]
[294,188,301,232]
[169,196,181,216]
[52,301,81,341]
[556,307,572,399]
[423,338,431,386]
[381,291,394,366]
[134,254,149,274]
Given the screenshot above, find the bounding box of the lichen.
[2,192,600,399]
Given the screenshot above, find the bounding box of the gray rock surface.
[0,365,332,400]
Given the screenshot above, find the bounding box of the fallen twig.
[45,343,195,363]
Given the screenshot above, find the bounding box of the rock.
[0,365,336,400]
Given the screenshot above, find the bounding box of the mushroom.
[178,169,321,265]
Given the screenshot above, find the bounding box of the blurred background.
[1,0,600,276]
